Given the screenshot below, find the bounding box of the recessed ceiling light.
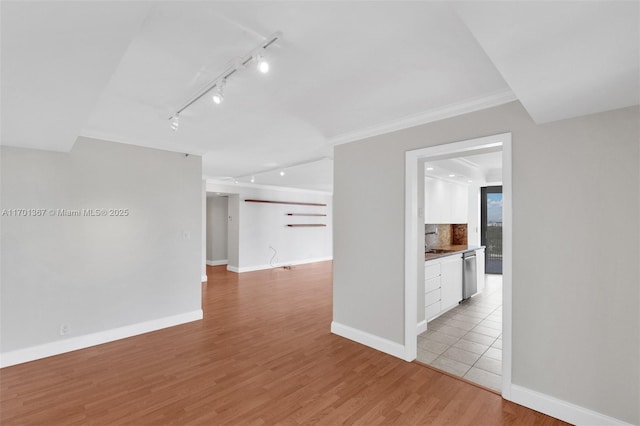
[280,170,285,176]
[448,174,455,177]
[468,180,473,183]
[250,176,255,183]
[426,167,434,171]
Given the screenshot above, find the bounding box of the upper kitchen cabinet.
[425,177,469,224]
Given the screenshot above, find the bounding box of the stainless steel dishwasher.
[462,251,477,300]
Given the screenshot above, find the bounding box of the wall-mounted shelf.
[245,199,326,207]
[286,224,326,227]
[286,213,327,216]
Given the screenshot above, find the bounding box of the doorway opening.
[404,132,512,399]
[206,193,230,268]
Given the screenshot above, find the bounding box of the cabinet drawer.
[425,276,441,292]
[425,302,441,321]
[425,288,441,306]
[425,262,441,279]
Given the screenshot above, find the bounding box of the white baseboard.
[231,257,333,273]
[331,321,406,360]
[0,310,203,368]
[510,384,633,426]
[201,275,208,282]
[417,320,427,335]
[226,265,239,273]
[329,319,632,425]
[206,259,228,266]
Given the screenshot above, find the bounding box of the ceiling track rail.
[168,31,282,119]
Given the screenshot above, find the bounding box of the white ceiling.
[425,149,503,186]
[2,2,638,192]
[454,1,640,123]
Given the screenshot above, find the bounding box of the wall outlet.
[59,323,69,336]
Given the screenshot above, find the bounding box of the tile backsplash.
[425,223,467,248]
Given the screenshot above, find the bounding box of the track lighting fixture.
[250,176,255,183]
[168,31,282,131]
[170,114,179,131]
[255,50,270,74]
[212,79,225,105]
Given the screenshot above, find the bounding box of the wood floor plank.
[0,262,568,425]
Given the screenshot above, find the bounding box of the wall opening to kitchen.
[403,133,513,398]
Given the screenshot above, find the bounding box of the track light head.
[256,51,269,74]
[212,80,225,105]
[170,114,180,131]
[250,176,255,183]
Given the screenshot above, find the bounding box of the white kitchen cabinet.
[425,276,440,292]
[440,255,463,312]
[451,183,468,223]
[425,262,441,280]
[425,301,441,321]
[425,288,441,306]
[424,259,442,321]
[476,248,485,293]
[425,177,468,224]
[424,254,463,322]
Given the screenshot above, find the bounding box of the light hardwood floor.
[1,262,567,425]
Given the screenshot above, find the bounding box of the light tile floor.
[417,274,503,391]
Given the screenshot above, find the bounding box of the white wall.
[206,195,228,264]
[206,182,332,272]
[227,195,240,270]
[333,102,639,424]
[0,137,203,365]
[201,179,207,282]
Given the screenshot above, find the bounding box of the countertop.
[425,245,485,261]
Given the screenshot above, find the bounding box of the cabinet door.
[452,183,469,223]
[441,255,463,311]
[425,177,469,224]
[425,178,447,223]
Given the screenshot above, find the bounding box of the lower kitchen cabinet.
[424,254,463,321]
[425,299,441,321]
[440,255,463,312]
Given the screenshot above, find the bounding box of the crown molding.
[328,89,517,146]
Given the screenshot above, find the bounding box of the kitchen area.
[417,152,503,392]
